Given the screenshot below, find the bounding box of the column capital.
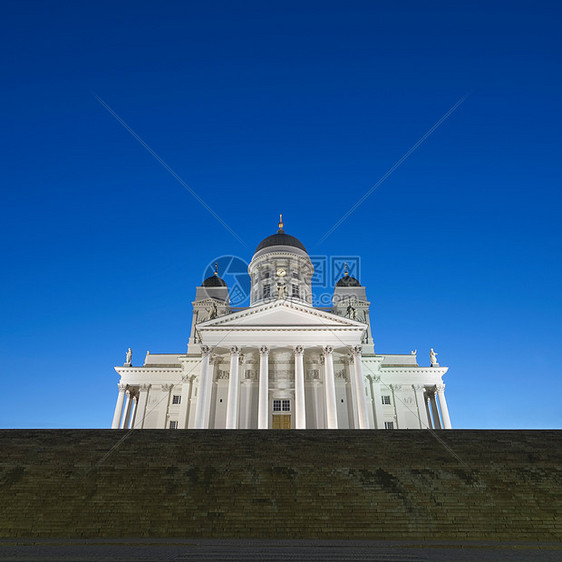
[351,345,363,358]
[139,384,151,391]
[181,374,194,383]
[294,345,304,355]
[201,345,211,356]
[412,384,425,391]
[127,387,139,399]
[161,384,173,392]
[435,384,445,393]
[259,345,269,355]
[373,375,381,382]
[118,383,127,391]
[323,345,334,355]
[389,384,402,391]
[230,345,240,355]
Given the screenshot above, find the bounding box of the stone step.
[0,430,560,541]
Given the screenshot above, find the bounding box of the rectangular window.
[381,395,391,405]
[273,399,291,412]
[172,395,181,405]
[169,421,178,429]
[384,421,394,429]
[263,285,271,298]
[292,284,300,298]
[292,272,299,279]
[263,272,270,279]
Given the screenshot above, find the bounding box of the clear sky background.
[1,0,560,429]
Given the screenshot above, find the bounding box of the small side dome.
[336,276,361,287]
[335,263,361,287]
[202,275,227,288]
[202,262,227,287]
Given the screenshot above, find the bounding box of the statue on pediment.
[207,302,217,320]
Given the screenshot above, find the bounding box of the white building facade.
[112,222,452,431]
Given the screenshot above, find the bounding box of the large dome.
[254,215,308,254]
[255,232,308,254]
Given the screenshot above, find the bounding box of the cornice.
[115,367,182,375]
[199,326,364,332]
[249,251,313,266]
[198,298,367,328]
[378,367,448,375]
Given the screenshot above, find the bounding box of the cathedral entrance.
[272,398,291,429]
[272,415,291,429]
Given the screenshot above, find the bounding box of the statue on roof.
[125,348,132,366]
[430,348,438,367]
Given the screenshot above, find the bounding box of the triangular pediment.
[197,300,366,330]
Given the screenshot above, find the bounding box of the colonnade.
[111,384,152,429]
[424,385,452,429]
[194,344,370,430]
[111,353,452,431]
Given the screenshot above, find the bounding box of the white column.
[240,377,254,429]
[351,346,369,429]
[111,384,127,429]
[390,385,400,429]
[258,346,269,429]
[194,345,212,429]
[347,358,359,429]
[178,376,193,429]
[370,376,385,429]
[133,385,150,429]
[311,380,322,429]
[424,392,434,429]
[323,346,338,429]
[129,389,139,429]
[436,384,452,429]
[428,388,442,429]
[120,390,132,429]
[157,384,173,428]
[225,346,240,429]
[294,346,306,429]
[413,384,431,429]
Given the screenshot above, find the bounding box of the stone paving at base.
[0,539,561,562]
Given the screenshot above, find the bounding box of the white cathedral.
[112,219,452,431]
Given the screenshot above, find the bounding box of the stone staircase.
[0,430,560,540]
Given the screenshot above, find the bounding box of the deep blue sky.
[1,1,560,429]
